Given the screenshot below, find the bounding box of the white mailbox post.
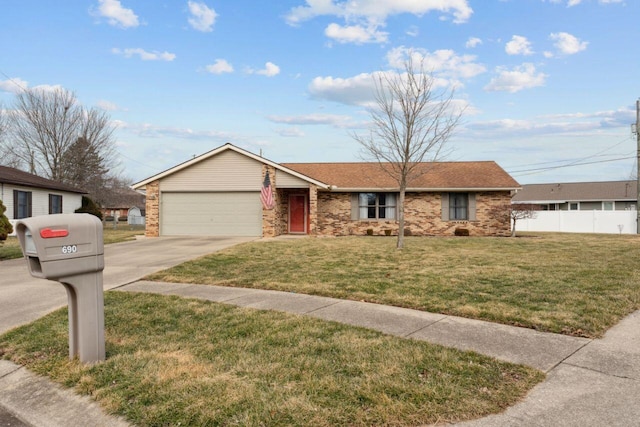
[16,213,105,364]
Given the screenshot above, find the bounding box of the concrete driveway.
[0,236,256,335]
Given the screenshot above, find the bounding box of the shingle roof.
[0,165,85,194]
[281,161,520,190]
[512,180,637,203]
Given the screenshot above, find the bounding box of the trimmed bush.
[0,199,13,241]
[455,228,470,236]
[75,196,103,220]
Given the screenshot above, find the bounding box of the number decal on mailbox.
[62,245,78,254]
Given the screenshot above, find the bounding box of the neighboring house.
[513,181,637,211]
[131,143,520,238]
[100,189,146,223]
[512,181,638,234]
[0,165,85,234]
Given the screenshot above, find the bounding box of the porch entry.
[288,194,307,234]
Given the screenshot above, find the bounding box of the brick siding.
[145,180,160,237]
[316,191,512,237]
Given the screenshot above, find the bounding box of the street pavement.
[0,236,639,426]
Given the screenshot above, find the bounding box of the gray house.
[513,181,637,211]
[0,166,85,233]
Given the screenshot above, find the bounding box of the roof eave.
[326,186,521,192]
[0,178,86,194]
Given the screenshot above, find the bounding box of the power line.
[509,155,635,177]
[506,135,632,169]
[0,69,28,92]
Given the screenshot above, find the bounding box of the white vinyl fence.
[517,210,637,235]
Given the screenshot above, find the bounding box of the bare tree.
[6,87,118,196]
[509,204,538,237]
[0,104,20,167]
[488,203,539,237]
[352,57,463,249]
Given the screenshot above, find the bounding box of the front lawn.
[0,292,543,426]
[146,234,640,338]
[0,237,22,261]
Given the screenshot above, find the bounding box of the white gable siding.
[276,170,310,188]
[160,150,263,192]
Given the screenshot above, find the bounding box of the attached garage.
[160,192,262,236]
[132,144,328,238]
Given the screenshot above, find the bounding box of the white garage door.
[161,192,262,236]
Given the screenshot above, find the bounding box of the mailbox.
[16,213,105,364]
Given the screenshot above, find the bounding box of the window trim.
[352,192,397,220]
[13,190,32,219]
[442,192,476,222]
[49,194,63,214]
[449,193,469,220]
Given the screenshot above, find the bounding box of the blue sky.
[1,0,638,184]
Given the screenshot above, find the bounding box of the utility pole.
[636,99,640,234]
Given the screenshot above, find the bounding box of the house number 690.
[62,245,77,254]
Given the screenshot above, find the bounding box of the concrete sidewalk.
[1,281,638,426]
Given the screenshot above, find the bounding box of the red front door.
[289,195,307,234]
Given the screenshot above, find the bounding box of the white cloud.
[505,35,534,55]
[549,32,588,55]
[273,127,305,137]
[112,48,176,61]
[0,77,29,94]
[308,47,485,108]
[249,62,281,77]
[308,73,379,106]
[94,0,139,28]
[204,59,234,74]
[30,84,65,93]
[467,105,633,139]
[285,0,472,44]
[324,22,388,44]
[267,113,354,127]
[96,100,121,111]
[406,25,419,37]
[465,37,482,48]
[117,121,237,140]
[484,63,547,93]
[187,1,217,32]
[287,0,473,25]
[386,46,486,79]
[553,0,624,5]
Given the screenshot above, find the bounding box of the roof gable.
[131,143,329,189]
[0,166,85,194]
[282,161,520,190]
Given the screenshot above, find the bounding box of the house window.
[603,202,613,211]
[49,194,63,214]
[13,190,32,219]
[449,193,469,220]
[569,203,578,210]
[358,193,396,219]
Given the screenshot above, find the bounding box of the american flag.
[261,170,275,209]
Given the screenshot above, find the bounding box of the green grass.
[0,237,22,261]
[0,292,543,426]
[146,234,640,338]
[101,223,145,245]
[0,224,144,260]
